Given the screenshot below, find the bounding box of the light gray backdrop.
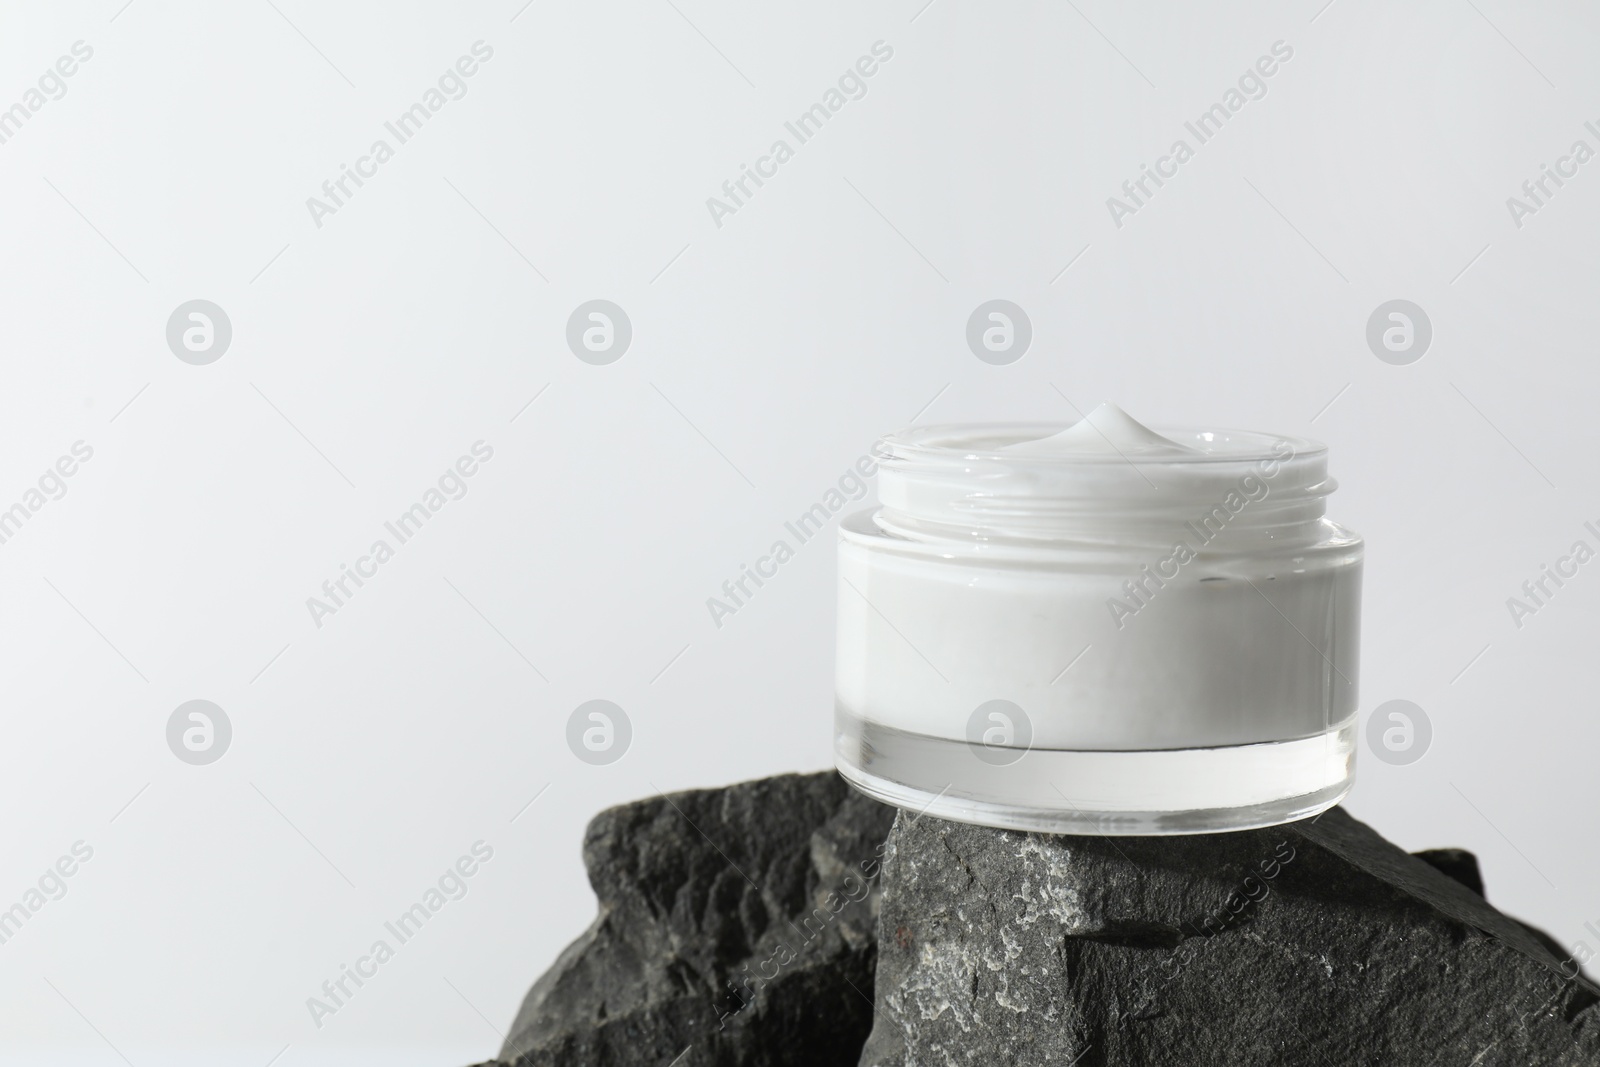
[1,0,1595,1063]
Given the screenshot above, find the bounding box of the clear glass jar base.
[835,712,1356,836]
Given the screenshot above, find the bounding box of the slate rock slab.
[482,772,894,1067]
[857,807,1600,1067]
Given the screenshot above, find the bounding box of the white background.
[1,0,1596,1063]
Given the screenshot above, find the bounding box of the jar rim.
[878,422,1327,468]
[871,420,1339,543]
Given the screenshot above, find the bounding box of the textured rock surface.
[483,772,894,1067]
[462,776,1593,1067]
[858,807,1600,1067]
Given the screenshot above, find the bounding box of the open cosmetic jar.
[834,404,1363,834]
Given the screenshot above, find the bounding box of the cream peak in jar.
[834,404,1362,834]
[1003,402,1198,457]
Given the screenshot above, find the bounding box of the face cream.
[834,404,1362,834]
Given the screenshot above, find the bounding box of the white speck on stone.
[998,926,1024,962]
[992,972,1031,1014]
[892,940,986,1034]
[1007,838,1088,930]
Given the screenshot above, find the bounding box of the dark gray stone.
[858,807,1600,1067]
[1413,847,1485,896]
[482,772,894,1067]
[460,776,1593,1067]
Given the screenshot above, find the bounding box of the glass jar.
[833,406,1362,834]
